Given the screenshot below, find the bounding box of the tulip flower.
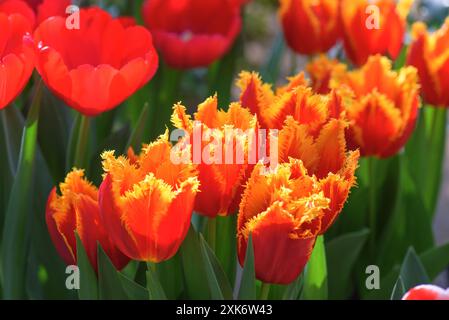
[171,95,257,217]
[306,55,346,94]
[237,159,330,284]
[0,0,70,27]
[238,72,359,232]
[340,0,412,66]
[99,133,200,262]
[24,0,70,25]
[46,169,130,272]
[237,71,350,135]
[237,71,308,129]
[279,0,340,55]
[330,55,420,157]
[278,117,360,232]
[33,7,158,116]
[0,10,34,110]
[407,19,449,108]
[402,285,449,300]
[141,0,241,69]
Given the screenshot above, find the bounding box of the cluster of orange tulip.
[1,0,449,301]
[47,49,424,286]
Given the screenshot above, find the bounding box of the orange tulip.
[340,0,412,66]
[237,71,347,135]
[46,170,130,272]
[237,71,308,129]
[278,117,359,232]
[98,133,200,262]
[279,0,340,55]
[306,55,346,94]
[237,71,359,232]
[330,55,420,157]
[171,96,257,217]
[237,159,330,284]
[407,19,449,108]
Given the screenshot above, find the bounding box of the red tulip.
[25,0,70,25]
[340,0,412,66]
[99,133,200,262]
[171,96,258,217]
[0,0,70,27]
[142,0,241,69]
[306,55,346,94]
[407,19,449,108]
[238,159,330,284]
[33,7,158,116]
[279,0,341,55]
[402,285,449,300]
[0,10,34,110]
[330,55,420,158]
[46,169,130,272]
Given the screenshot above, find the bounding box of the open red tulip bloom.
[33,7,158,116]
[0,10,34,110]
[142,0,241,69]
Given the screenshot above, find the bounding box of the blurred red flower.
[0,0,70,27]
[0,10,34,110]
[407,19,449,108]
[142,0,241,69]
[340,0,412,66]
[46,170,130,272]
[33,7,158,116]
[402,285,449,300]
[279,0,340,55]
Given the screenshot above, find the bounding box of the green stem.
[1,80,43,299]
[146,262,156,273]
[427,107,448,214]
[126,103,150,152]
[259,283,271,300]
[207,218,217,252]
[1,110,17,174]
[73,115,90,169]
[368,157,377,254]
[149,64,182,140]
